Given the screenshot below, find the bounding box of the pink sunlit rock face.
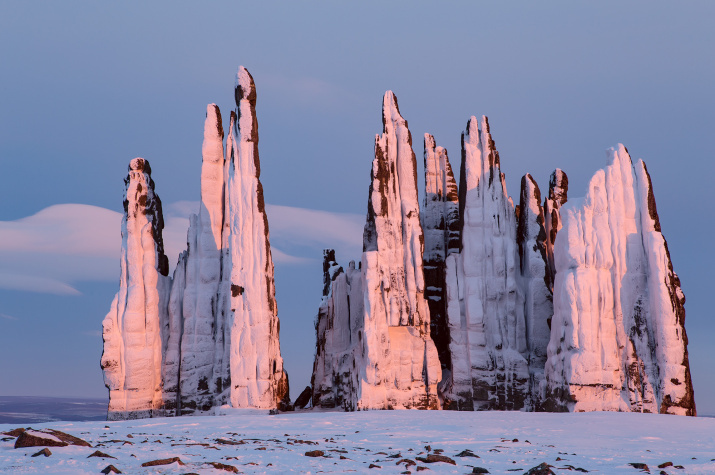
[312,92,441,410]
[101,158,171,420]
[102,67,289,420]
[544,145,695,416]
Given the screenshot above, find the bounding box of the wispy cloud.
[0,313,18,321]
[0,201,363,295]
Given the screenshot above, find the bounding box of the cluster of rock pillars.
[101,67,695,420]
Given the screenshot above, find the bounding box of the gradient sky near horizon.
[1,2,714,413]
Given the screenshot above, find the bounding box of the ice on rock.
[312,92,441,410]
[177,104,225,414]
[443,116,528,410]
[101,158,171,420]
[102,67,289,420]
[544,145,695,416]
[311,251,362,409]
[543,169,568,293]
[515,174,552,410]
[223,67,289,409]
[422,134,460,375]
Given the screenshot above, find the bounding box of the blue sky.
[1,2,713,413]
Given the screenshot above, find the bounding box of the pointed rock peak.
[464,116,479,141]
[424,133,435,150]
[129,157,151,174]
[548,169,568,204]
[382,90,407,131]
[235,66,256,106]
[204,104,224,141]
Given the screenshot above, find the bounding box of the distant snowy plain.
[1,410,713,474]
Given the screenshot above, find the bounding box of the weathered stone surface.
[102,158,171,420]
[14,430,68,448]
[544,145,695,416]
[422,134,460,377]
[311,250,361,409]
[443,116,526,411]
[103,67,289,420]
[141,457,185,467]
[31,448,52,457]
[515,174,552,410]
[312,92,441,411]
[543,169,568,294]
[294,385,312,409]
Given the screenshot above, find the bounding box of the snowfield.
[1,410,713,474]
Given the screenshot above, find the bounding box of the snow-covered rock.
[222,67,289,409]
[358,92,441,410]
[103,67,289,419]
[313,92,441,410]
[544,145,695,416]
[422,134,460,374]
[177,104,225,414]
[543,169,568,294]
[311,250,362,409]
[101,158,171,420]
[515,174,551,410]
[443,116,528,411]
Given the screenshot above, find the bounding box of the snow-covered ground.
[1,410,713,474]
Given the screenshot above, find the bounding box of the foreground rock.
[14,429,91,449]
[544,145,695,415]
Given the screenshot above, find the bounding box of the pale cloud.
[0,201,363,294]
[0,313,18,321]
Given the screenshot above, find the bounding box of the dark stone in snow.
[31,448,52,457]
[524,462,555,475]
[100,465,122,474]
[208,462,239,473]
[472,468,490,474]
[14,431,68,449]
[628,462,650,471]
[305,450,325,457]
[141,457,185,467]
[657,462,673,468]
[415,454,456,465]
[88,450,116,459]
[456,449,480,458]
[294,386,312,409]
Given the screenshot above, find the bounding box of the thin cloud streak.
[0,202,362,294]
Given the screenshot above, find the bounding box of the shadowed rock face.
[543,169,568,294]
[544,145,695,416]
[422,134,460,375]
[515,174,551,411]
[443,116,528,411]
[103,66,289,420]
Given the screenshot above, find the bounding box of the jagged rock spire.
[102,158,171,420]
[359,91,441,409]
[224,66,289,409]
[544,145,695,416]
[178,104,226,414]
[444,116,526,410]
[311,250,361,409]
[313,91,441,411]
[515,173,551,410]
[543,169,568,293]
[422,134,460,373]
[104,67,290,420]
